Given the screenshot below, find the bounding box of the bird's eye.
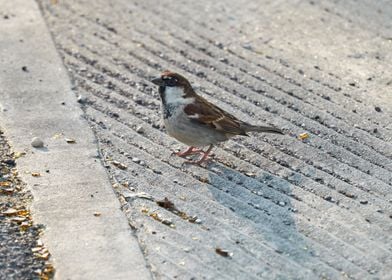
[163,76,178,87]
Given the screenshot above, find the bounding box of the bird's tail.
[243,124,284,135]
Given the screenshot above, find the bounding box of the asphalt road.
[39,0,392,279]
[0,129,52,280]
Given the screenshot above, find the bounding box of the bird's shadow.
[204,161,316,273]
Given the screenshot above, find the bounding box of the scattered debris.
[136,125,144,134]
[52,133,63,139]
[156,197,175,209]
[31,137,44,148]
[278,201,286,207]
[93,212,101,217]
[156,197,200,224]
[111,160,128,170]
[324,196,336,203]
[14,151,26,159]
[149,212,175,228]
[2,208,19,216]
[199,177,209,183]
[22,66,29,72]
[374,106,382,113]
[215,247,233,258]
[298,132,309,140]
[65,138,76,144]
[123,191,154,201]
[0,186,14,195]
[77,95,87,104]
[245,172,256,178]
[31,172,41,177]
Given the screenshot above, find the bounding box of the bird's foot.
[183,145,214,165]
[172,146,202,157]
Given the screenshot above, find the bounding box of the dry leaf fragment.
[112,161,127,170]
[20,221,31,231]
[2,208,18,216]
[0,181,11,187]
[156,197,175,210]
[14,151,26,159]
[215,247,233,258]
[298,132,309,140]
[17,209,30,216]
[32,247,43,253]
[31,172,41,177]
[200,177,209,183]
[10,216,27,223]
[149,212,162,222]
[41,263,55,279]
[52,133,63,139]
[141,207,149,214]
[34,252,50,260]
[0,187,14,194]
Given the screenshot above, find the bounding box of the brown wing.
[183,96,247,136]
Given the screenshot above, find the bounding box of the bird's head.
[151,70,195,103]
[151,70,191,89]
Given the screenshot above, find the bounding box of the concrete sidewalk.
[0,0,151,279]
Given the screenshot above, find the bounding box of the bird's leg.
[186,145,214,165]
[173,146,202,157]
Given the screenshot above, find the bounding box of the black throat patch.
[159,86,175,119]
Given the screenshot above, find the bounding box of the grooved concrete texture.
[39,0,392,279]
[0,1,151,279]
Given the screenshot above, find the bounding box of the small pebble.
[324,196,335,202]
[31,137,44,148]
[360,200,368,205]
[132,157,141,163]
[278,201,286,207]
[136,125,144,134]
[22,66,28,72]
[374,106,382,112]
[77,95,87,104]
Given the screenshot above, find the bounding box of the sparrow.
[151,70,283,165]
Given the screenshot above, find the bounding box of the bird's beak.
[151,77,164,86]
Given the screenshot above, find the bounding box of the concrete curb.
[0,1,152,279]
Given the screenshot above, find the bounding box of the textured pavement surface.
[0,1,150,279]
[38,0,392,279]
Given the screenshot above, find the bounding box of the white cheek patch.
[188,113,200,119]
[165,87,194,105]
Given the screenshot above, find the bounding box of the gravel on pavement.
[0,129,54,280]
